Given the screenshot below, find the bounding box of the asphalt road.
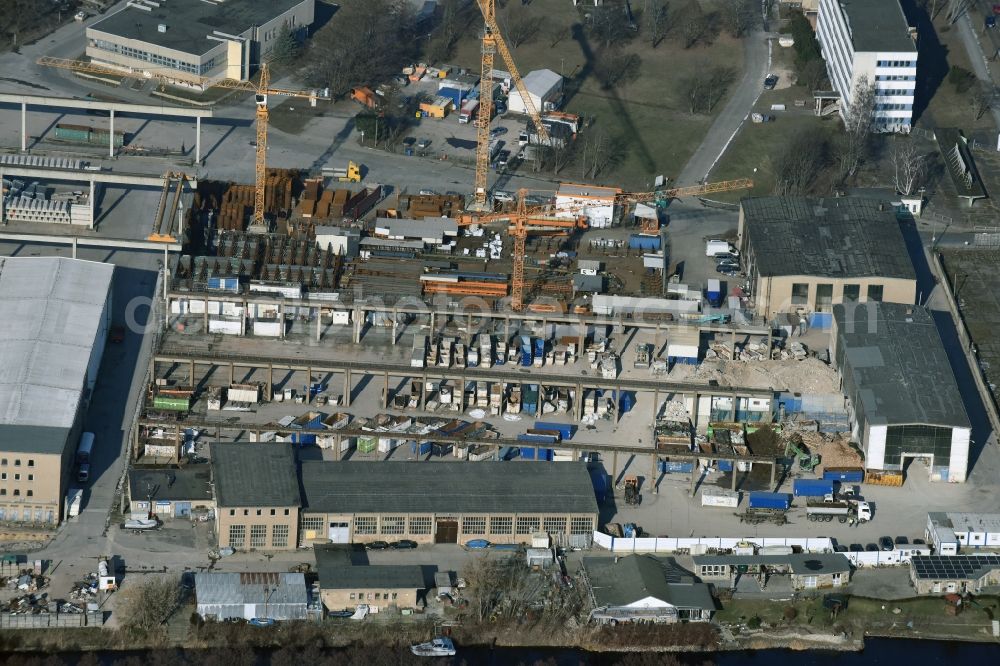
[957,8,1000,132]
[676,29,772,187]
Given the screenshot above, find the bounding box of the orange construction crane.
[470,0,549,211]
[38,58,329,231]
[469,178,754,310]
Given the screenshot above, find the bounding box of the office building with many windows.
[817,0,918,132]
[86,0,314,85]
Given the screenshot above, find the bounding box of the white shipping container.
[228,385,261,404]
[208,318,242,335]
[378,437,399,453]
[253,319,283,337]
[329,310,351,326]
[701,489,739,508]
[667,344,699,359]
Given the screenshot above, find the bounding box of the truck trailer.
[806,499,871,523]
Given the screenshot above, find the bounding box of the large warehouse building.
[832,303,971,482]
[0,257,113,524]
[299,461,599,546]
[738,197,916,323]
[86,0,315,85]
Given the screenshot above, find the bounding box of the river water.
[9,637,997,665]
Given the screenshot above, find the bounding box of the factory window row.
[0,489,34,496]
[0,473,35,481]
[226,523,289,548]
[877,60,917,68]
[90,39,217,75]
[0,458,35,466]
[876,89,913,97]
[875,103,913,111]
[699,565,728,576]
[0,506,54,522]
[875,75,915,82]
[349,592,399,601]
[229,508,290,516]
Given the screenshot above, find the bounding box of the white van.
[706,240,732,257]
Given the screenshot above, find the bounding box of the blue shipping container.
[717,460,734,472]
[534,338,545,357]
[823,469,865,483]
[628,234,661,250]
[793,478,834,497]
[534,422,576,440]
[518,433,558,444]
[808,312,833,329]
[658,460,694,473]
[410,441,433,456]
[520,447,554,460]
[748,492,791,510]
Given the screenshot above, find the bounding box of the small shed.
[434,571,454,596]
[509,69,563,114]
[527,548,555,568]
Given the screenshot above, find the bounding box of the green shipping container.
[91,130,125,148]
[54,125,93,142]
[153,395,190,411]
[358,436,377,453]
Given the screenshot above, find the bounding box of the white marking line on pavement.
[703,36,772,183]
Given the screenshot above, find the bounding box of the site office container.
[519,447,553,461]
[658,460,694,473]
[748,491,791,510]
[792,478,835,497]
[701,489,740,508]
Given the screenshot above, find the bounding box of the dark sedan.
[366,541,390,550]
[391,539,418,550]
[879,536,894,551]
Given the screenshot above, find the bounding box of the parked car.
[849,544,863,552]
[490,127,508,138]
[418,189,438,196]
[834,545,848,553]
[894,536,909,545]
[764,74,779,89]
[366,541,390,550]
[716,260,740,271]
[865,543,879,552]
[416,137,431,149]
[912,538,926,545]
[879,536,894,551]
[391,539,418,550]
[717,267,739,277]
[493,190,515,203]
[495,100,507,115]
[713,252,739,263]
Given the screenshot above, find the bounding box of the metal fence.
[0,610,103,629]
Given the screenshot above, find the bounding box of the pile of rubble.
[659,400,690,422]
[1,573,46,593]
[69,576,99,602]
[786,430,863,471]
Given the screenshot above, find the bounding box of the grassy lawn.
[269,99,337,135]
[717,594,1000,641]
[920,18,997,136]
[448,0,745,189]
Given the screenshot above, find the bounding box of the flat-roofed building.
[555,183,622,228]
[738,196,916,323]
[817,0,917,132]
[212,443,300,550]
[0,257,113,525]
[832,303,971,482]
[314,545,425,612]
[86,0,315,86]
[299,461,598,546]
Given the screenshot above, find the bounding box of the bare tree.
[679,66,736,113]
[890,139,928,196]
[971,83,994,120]
[643,1,670,48]
[589,4,633,49]
[580,128,625,179]
[594,48,643,89]
[774,128,830,195]
[546,23,571,47]
[677,0,710,49]
[117,576,180,637]
[721,0,755,38]
[836,75,877,179]
[501,3,538,48]
[946,0,974,24]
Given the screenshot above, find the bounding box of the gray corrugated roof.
[212,443,300,508]
[741,196,915,280]
[573,274,604,293]
[314,545,425,590]
[0,257,113,430]
[521,69,562,96]
[839,0,917,53]
[936,129,987,199]
[833,303,969,429]
[583,555,714,611]
[692,553,852,575]
[89,0,308,57]
[195,572,307,606]
[129,465,213,502]
[301,461,598,515]
[0,425,71,456]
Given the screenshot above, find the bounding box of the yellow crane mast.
[38,58,329,231]
[471,178,754,310]
[471,0,550,211]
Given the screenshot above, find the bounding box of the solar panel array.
[911,555,1000,580]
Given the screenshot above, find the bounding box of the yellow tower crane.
[470,0,550,211]
[469,179,754,311]
[38,57,329,230]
